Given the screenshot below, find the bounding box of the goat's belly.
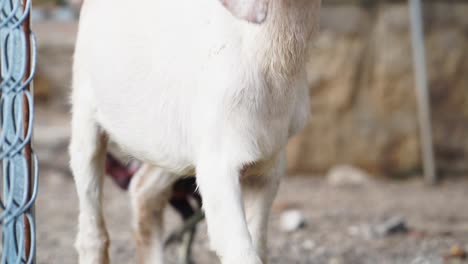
[95,104,195,175]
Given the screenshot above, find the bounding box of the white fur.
[70,0,321,263]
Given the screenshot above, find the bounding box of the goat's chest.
[193,79,303,162]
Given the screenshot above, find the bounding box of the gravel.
[34,105,468,264]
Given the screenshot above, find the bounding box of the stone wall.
[34,3,468,176]
[287,3,468,176]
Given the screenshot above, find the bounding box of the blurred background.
[30,0,467,263]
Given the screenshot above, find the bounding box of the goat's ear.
[220,0,270,24]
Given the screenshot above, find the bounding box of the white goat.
[69,0,321,263]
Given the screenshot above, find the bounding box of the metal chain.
[0,0,38,262]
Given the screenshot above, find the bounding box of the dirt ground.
[34,105,468,264]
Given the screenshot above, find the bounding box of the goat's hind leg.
[129,165,176,264]
[70,102,109,264]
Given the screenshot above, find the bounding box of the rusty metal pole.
[22,0,34,259]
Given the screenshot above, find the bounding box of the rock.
[327,165,370,187]
[375,216,409,236]
[411,256,441,264]
[286,3,468,176]
[348,224,378,240]
[348,217,409,240]
[328,257,345,264]
[280,209,306,232]
[302,240,315,251]
[444,245,467,261]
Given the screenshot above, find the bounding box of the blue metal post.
[0,0,38,263]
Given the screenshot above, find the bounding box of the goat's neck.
[249,0,320,83]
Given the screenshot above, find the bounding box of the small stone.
[375,216,409,236]
[302,239,315,250]
[348,224,377,240]
[327,165,370,187]
[444,245,467,260]
[411,256,438,264]
[328,257,345,264]
[280,209,306,232]
[315,246,326,256]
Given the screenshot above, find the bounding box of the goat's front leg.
[243,153,284,263]
[70,110,109,264]
[129,165,176,264]
[197,161,262,264]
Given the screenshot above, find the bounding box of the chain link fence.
[0,0,38,263]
